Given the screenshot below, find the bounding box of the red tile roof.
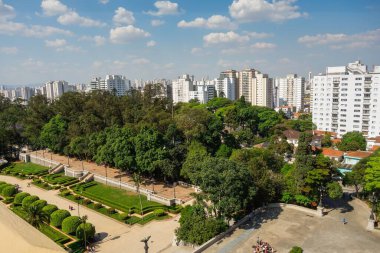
[283,129,300,139]
[346,151,373,159]
[322,148,344,157]
[371,146,380,151]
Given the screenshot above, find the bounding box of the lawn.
[3,162,49,176]
[43,173,78,186]
[73,182,166,214]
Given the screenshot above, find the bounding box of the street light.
[105,165,108,185]
[318,185,325,208]
[173,182,177,199]
[140,236,151,253]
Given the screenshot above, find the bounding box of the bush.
[153,209,165,217]
[13,192,30,205]
[119,212,129,220]
[76,223,95,240]
[295,195,311,207]
[22,195,39,209]
[289,246,303,253]
[50,210,71,227]
[3,197,14,204]
[281,192,294,203]
[62,216,81,235]
[42,204,59,215]
[61,191,70,196]
[0,184,11,194]
[94,203,102,209]
[83,199,92,205]
[30,200,47,210]
[74,195,82,201]
[107,208,116,214]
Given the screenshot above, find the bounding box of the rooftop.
[345,151,373,159]
[322,148,344,157]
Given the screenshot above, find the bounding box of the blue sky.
[0,0,379,85]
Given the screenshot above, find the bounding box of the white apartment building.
[252,73,273,108]
[215,70,238,100]
[172,74,215,104]
[275,74,305,112]
[89,75,131,96]
[312,61,380,138]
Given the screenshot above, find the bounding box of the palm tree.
[132,172,144,219]
[25,205,49,229]
[80,215,88,248]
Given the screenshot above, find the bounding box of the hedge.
[13,192,30,205]
[76,223,95,240]
[42,204,59,215]
[62,216,81,235]
[22,195,39,209]
[50,210,71,227]
[119,212,129,220]
[0,183,11,193]
[1,185,17,197]
[153,209,165,217]
[30,200,47,210]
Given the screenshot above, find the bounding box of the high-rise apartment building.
[172,74,215,104]
[252,73,273,108]
[216,70,238,100]
[89,75,131,96]
[275,74,305,112]
[312,61,380,138]
[44,80,71,100]
[238,69,256,103]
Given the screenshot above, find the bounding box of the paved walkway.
[204,196,380,253]
[0,175,180,253]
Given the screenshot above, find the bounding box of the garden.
[59,181,179,225]
[0,181,95,253]
[1,162,49,178]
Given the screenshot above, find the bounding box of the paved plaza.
[0,175,180,253]
[34,150,195,202]
[205,197,380,253]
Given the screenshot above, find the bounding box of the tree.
[175,205,227,246]
[40,114,68,153]
[132,172,144,218]
[321,133,332,147]
[338,132,366,151]
[181,141,209,182]
[364,156,380,193]
[327,181,343,200]
[25,205,49,229]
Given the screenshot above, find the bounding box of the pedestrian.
[342,218,347,224]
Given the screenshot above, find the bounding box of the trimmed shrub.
[50,210,71,227]
[153,209,165,217]
[74,195,82,201]
[59,187,67,192]
[94,203,102,209]
[107,208,116,214]
[61,191,70,196]
[22,195,39,209]
[3,197,14,204]
[76,223,95,240]
[13,192,30,205]
[62,216,81,235]
[119,212,129,220]
[290,246,303,253]
[295,195,312,207]
[83,199,92,205]
[0,183,11,193]
[42,204,59,215]
[30,200,47,210]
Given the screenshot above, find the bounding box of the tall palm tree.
[132,172,144,219]
[25,205,49,229]
[80,215,88,248]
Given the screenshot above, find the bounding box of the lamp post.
[317,185,325,217]
[119,170,122,189]
[67,155,70,166]
[152,178,155,194]
[369,192,378,220]
[78,190,82,217]
[173,182,177,199]
[140,236,151,253]
[105,165,108,185]
[81,159,84,172]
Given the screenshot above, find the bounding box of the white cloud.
[191,47,202,54]
[146,40,156,47]
[251,42,276,49]
[99,0,109,4]
[110,25,150,44]
[57,11,105,27]
[298,29,380,49]
[178,15,236,30]
[243,31,273,39]
[79,35,106,46]
[22,58,44,68]
[0,0,15,21]
[45,39,67,48]
[0,46,18,54]
[113,7,135,26]
[151,19,165,27]
[147,1,179,16]
[132,58,150,65]
[41,0,68,16]
[0,21,73,37]
[229,0,307,23]
[203,31,249,45]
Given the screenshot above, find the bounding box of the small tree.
[327,182,343,200]
[290,246,303,253]
[62,216,81,234]
[50,209,71,227]
[26,205,49,229]
[338,132,366,151]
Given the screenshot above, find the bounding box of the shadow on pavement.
[324,192,354,214]
[95,232,108,242]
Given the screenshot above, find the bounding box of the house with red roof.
[344,151,373,165]
[322,148,344,161]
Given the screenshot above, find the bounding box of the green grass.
[3,162,49,176]
[32,181,53,190]
[43,173,78,186]
[73,182,165,214]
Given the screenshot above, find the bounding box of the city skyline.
[0,0,379,85]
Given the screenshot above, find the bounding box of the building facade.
[312,61,380,138]
[275,74,305,112]
[252,73,273,108]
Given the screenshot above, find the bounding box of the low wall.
[191,203,319,253]
[19,154,59,169]
[64,167,85,178]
